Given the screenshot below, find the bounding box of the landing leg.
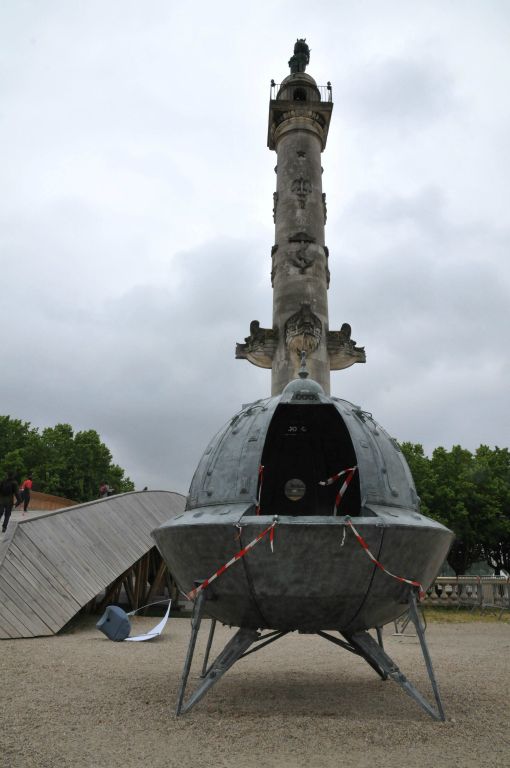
[407,591,445,721]
[344,592,446,721]
[176,589,206,716]
[178,627,260,715]
[200,618,217,678]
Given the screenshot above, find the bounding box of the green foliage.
[0,416,135,503]
[401,442,510,575]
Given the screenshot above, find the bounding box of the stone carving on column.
[271,244,278,286]
[272,192,278,222]
[327,322,366,370]
[285,303,322,356]
[290,244,315,273]
[288,231,315,243]
[236,321,278,369]
[324,245,330,288]
[291,177,312,208]
[322,192,327,223]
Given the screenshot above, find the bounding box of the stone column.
[235,42,365,394]
[270,73,331,394]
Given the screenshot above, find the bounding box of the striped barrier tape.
[333,468,357,515]
[318,465,358,515]
[187,517,278,601]
[344,516,425,599]
[319,465,358,486]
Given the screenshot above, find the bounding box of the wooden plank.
[0,581,50,637]
[70,507,143,565]
[140,552,150,605]
[1,559,63,633]
[101,504,154,556]
[0,604,20,638]
[2,556,68,631]
[30,514,113,587]
[0,571,54,635]
[59,512,128,574]
[31,513,116,590]
[144,559,166,605]
[125,496,168,527]
[21,523,95,604]
[21,527,96,603]
[0,491,186,640]
[109,493,167,530]
[129,494,185,530]
[46,514,118,586]
[79,509,148,570]
[9,530,83,608]
[7,540,82,616]
[122,578,133,611]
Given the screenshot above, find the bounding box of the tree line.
[0,416,134,503]
[2,414,508,573]
[401,443,510,576]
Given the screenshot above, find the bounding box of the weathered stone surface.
[235,321,278,369]
[236,44,365,394]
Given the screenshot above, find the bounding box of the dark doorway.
[259,404,360,516]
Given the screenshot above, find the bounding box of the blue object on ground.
[96,605,131,641]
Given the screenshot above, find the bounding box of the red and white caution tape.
[319,465,358,486]
[333,468,357,515]
[255,464,264,515]
[187,518,278,601]
[318,465,358,515]
[344,516,425,599]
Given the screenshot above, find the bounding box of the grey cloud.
[1,2,509,497]
[341,55,457,130]
[329,186,510,452]
[1,236,272,492]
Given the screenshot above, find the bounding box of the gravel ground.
[1,615,508,768]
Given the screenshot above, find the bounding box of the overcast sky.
[1,1,509,493]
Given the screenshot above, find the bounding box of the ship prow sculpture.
[152,40,454,720]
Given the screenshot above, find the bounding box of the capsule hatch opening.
[258,403,360,517]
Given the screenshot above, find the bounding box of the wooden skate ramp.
[0,490,185,639]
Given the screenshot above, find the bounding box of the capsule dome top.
[280,354,326,403]
[283,376,324,395]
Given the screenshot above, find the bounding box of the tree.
[0,417,134,502]
[401,442,510,576]
[399,442,435,516]
[0,416,39,479]
[473,446,510,574]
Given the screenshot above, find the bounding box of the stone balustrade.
[423,576,510,613]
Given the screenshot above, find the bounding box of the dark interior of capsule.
[258,404,360,516]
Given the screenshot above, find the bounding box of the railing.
[423,576,510,613]
[270,81,333,102]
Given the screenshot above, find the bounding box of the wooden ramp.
[0,490,185,639]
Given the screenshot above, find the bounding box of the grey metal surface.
[154,514,451,632]
[174,589,446,720]
[184,388,420,513]
[179,621,260,715]
[346,592,445,721]
[152,381,453,634]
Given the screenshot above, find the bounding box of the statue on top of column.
[288,39,310,73]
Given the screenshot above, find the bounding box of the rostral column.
[236,40,365,395]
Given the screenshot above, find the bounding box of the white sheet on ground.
[124,601,171,642]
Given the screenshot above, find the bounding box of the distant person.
[99,481,110,498]
[0,472,22,534]
[20,474,33,512]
